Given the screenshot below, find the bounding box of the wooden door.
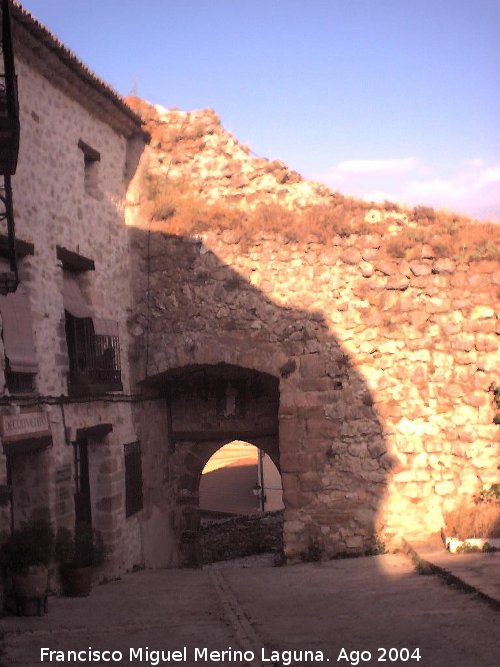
[74,439,91,525]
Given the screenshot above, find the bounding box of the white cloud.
[464,158,486,169]
[335,157,417,174]
[317,157,500,220]
[477,168,500,185]
[407,178,461,198]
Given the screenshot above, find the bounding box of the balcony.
[0,16,20,176]
[65,314,122,395]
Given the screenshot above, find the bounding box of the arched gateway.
[130,232,391,567]
[146,363,280,566]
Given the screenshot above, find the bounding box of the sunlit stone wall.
[128,226,499,558]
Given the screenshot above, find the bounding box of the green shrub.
[1,519,55,573]
[55,523,105,568]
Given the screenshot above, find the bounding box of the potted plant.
[55,522,105,597]
[0,518,54,615]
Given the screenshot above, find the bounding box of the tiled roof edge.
[11,1,145,132]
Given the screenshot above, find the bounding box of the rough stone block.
[432,258,455,274]
[340,248,362,265]
[470,305,495,320]
[300,354,326,378]
[434,480,455,495]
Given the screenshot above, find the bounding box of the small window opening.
[78,139,101,199]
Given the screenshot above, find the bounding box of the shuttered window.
[124,441,143,517]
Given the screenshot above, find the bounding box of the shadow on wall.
[140,361,280,566]
[128,228,397,567]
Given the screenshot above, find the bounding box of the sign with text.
[1,411,51,443]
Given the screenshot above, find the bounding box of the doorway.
[73,439,91,526]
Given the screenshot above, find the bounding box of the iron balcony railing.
[0,0,20,176]
[65,314,122,395]
[0,73,19,171]
[0,0,21,293]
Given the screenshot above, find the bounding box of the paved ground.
[404,537,500,607]
[0,552,498,667]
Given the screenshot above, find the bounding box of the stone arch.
[154,362,280,566]
[130,231,392,565]
[142,344,291,394]
[176,434,280,500]
[177,435,280,566]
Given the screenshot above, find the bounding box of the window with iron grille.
[65,313,122,394]
[124,441,143,517]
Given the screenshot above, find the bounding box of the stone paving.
[405,537,500,608]
[0,553,498,667]
[0,570,241,667]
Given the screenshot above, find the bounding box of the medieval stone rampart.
[128,226,499,559]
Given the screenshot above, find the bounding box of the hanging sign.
[1,411,51,443]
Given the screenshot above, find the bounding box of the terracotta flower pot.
[60,565,93,597]
[12,565,49,615]
[13,565,48,598]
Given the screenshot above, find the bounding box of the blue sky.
[20,1,500,220]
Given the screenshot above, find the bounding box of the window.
[124,441,143,517]
[64,312,122,394]
[63,272,122,395]
[0,234,33,296]
[78,139,101,199]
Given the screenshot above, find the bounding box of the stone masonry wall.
[201,512,284,564]
[3,22,497,573]
[128,226,499,559]
[0,46,146,577]
[12,55,134,396]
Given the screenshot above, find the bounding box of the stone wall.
[0,35,146,579]
[201,512,284,564]
[130,397,178,569]
[12,55,134,396]
[128,226,499,560]
[1,12,498,575]
[126,98,333,211]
